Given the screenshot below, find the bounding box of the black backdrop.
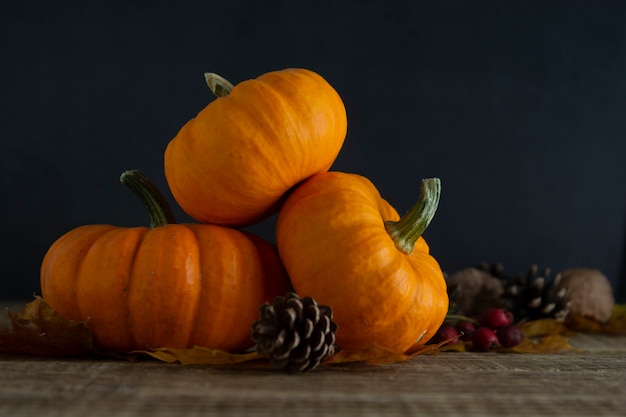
[2,0,625,301]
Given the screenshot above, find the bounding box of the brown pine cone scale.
[251,292,337,372]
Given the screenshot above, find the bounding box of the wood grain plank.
[2,299,625,417]
[1,350,625,417]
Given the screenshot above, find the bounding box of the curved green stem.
[120,170,176,228]
[384,178,441,255]
[204,72,234,97]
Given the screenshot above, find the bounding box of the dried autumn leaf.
[326,344,412,365]
[500,333,573,354]
[518,319,573,338]
[0,298,265,364]
[491,319,574,354]
[435,340,467,353]
[0,297,94,356]
[140,346,263,365]
[145,336,455,367]
[412,335,468,354]
[566,304,626,335]
[326,339,454,365]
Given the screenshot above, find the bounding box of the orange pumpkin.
[276,171,448,353]
[40,170,291,353]
[164,68,347,226]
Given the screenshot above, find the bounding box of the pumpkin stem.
[204,72,234,97]
[120,170,176,228]
[384,178,441,255]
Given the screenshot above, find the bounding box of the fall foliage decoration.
[2,66,625,372]
[39,170,291,353]
[437,264,625,355]
[448,264,572,322]
[0,297,93,356]
[448,264,618,327]
[276,172,449,353]
[0,297,446,366]
[1,287,625,364]
[164,68,348,226]
[432,308,525,352]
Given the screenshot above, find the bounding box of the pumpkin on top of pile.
[39,68,449,364]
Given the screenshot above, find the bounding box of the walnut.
[555,268,615,323]
[446,267,511,315]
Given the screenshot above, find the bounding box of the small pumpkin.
[276,171,448,353]
[164,68,347,226]
[40,170,291,353]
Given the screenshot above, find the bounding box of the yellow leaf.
[325,344,412,365]
[435,340,466,353]
[139,346,263,365]
[566,304,626,335]
[518,319,573,337]
[326,338,457,365]
[0,297,94,356]
[500,333,573,354]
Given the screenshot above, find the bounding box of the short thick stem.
[204,72,234,97]
[384,178,441,255]
[120,170,176,228]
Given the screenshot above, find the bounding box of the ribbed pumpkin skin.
[276,172,448,353]
[40,223,291,353]
[164,68,347,226]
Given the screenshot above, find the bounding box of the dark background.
[1,0,625,301]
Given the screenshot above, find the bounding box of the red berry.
[432,325,460,346]
[496,325,524,348]
[455,321,476,341]
[480,308,513,329]
[472,327,499,352]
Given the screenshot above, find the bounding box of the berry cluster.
[432,308,524,352]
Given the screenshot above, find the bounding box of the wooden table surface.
[2,301,626,417]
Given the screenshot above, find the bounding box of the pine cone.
[251,292,338,372]
[478,263,572,322]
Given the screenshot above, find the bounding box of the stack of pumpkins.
[39,68,449,356]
